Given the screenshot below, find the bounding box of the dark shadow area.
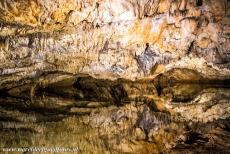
[41,76,129,104]
[0,89,8,98]
[196,0,203,7]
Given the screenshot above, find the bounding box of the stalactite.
[169,0,178,17]
[179,0,187,11]
[28,35,34,48]
[225,0,228,16]
[5,37,9,52]
[0,23,3,31]
[144,0,160,17]
[42,34,45,52]
[36,33,41,52]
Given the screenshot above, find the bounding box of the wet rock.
[135,105,171,139]
[0,77,230,153]
[73,76,128,103]
[0,1,230,153]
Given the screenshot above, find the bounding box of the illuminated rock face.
[0,0,229,80]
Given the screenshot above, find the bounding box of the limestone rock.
[0,0,229,80]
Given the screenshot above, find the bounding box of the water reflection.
[0,78,229,154]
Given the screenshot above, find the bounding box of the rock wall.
[0,0,230,80]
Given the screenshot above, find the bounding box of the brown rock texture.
[0,1,230,154]
[0,0,229,81]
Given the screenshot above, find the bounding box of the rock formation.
[0,0,230,154]
[0,0,229,80]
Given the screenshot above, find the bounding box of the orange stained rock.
[0,0,42,26]
[128,19,168,47]
[158,0,171,14]
[51,3,76,23]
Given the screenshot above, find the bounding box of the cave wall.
[0,0,229,80]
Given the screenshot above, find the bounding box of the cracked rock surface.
[0,0,229,80]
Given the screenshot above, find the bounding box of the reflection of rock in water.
[135,106,171,140]
[0,72,230,154]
